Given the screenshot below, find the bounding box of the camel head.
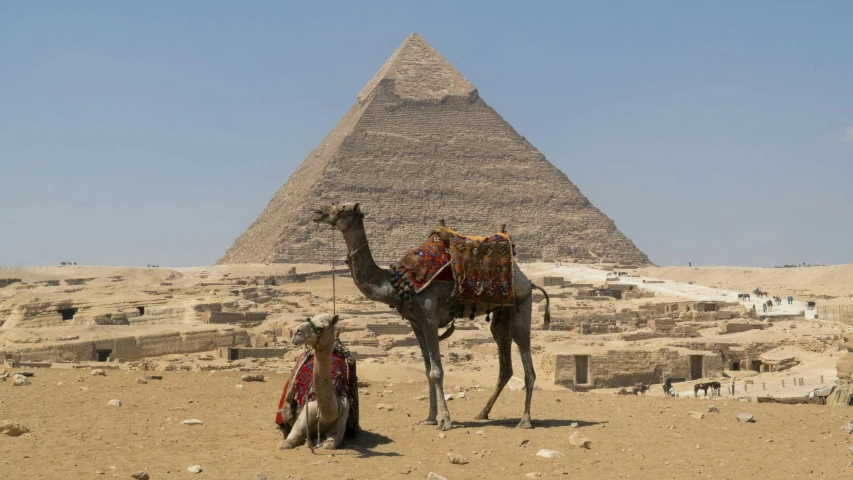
[311,203,362,232]
[292,313,340,347]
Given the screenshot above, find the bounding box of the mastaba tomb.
[219,33,650,266]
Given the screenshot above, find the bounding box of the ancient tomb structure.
[539,345,723,388]
[219,34,650,266]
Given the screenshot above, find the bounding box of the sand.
[2,365,853,479]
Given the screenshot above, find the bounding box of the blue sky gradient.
[1,1,851,267]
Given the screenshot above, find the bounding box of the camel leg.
[422,325,453,430]
[319,399,349,450]
[278,405,310,450]
[411,323,438,425]
[512,298,536,429]
[476,309,513,421]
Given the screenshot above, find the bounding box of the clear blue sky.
[2,1,851,267]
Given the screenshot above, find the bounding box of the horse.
[737,294,744,301]
[706,381,721,396]
[632,382,649,395]
[694,383,711,397]
[743,293,750,301]
[766,299,773,311]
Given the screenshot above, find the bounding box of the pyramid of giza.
[218,34,650,266]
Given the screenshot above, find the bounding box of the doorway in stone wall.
[97,349,112,362]
[751,360,762,372]
[575,355,590,384]
[689,355,704,380]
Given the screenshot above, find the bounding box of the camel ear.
[331,314,340,325]
[353,203,360,211]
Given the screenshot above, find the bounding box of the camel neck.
[340,217,398,307]
[312,331,339,424]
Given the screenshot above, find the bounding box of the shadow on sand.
[346,430,401,458]
[454,418,606,429]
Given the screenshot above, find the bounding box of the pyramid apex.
[357,34,477,103]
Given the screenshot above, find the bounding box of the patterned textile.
[275,340,359,436]
[390,230,452,299]
[448,231,514,306]
[391,226,515,307]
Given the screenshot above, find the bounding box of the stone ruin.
[217,33,650,267]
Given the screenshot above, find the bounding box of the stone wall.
[720,322,765,334]
[202,311,268,328]
[1,328,250,363]
[540,348,723,388]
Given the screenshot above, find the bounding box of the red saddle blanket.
[391,226,515,307]
[275,342,359,436]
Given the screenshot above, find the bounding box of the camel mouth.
[311,211,329,223]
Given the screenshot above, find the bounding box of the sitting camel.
[278,313,351,450]
[312,202,550,430]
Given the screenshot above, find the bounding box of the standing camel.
[312,202,550,430]
[278,313,351,450]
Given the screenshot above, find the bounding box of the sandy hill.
[637,264,853,301]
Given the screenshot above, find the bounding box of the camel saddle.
[275,340,359,437]
[390,225,516,309]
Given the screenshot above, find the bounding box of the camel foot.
[277,439,297,450]
[437,418,453,431]
[318,439,338,450]
[516,416,533,429]
[475,412,489,421]
[417,418,438,426]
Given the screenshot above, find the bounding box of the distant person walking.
[762,303,767,313]
[689,262,692,267]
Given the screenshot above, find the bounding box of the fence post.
[821,375,824,384]
[782,380,785,388]
[745,383,748,392]
[762,382,765,390]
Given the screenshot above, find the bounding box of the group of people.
[662,378,676,396]
[59,261,77,266]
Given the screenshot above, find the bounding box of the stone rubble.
[569,431,592,449]
[737,413,755,423]
[0,420,30,437]
[536,449,565,458]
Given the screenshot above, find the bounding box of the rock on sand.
[0,420,30,437]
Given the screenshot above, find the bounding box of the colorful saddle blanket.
[275,341,359,436]
[391,226,515,307]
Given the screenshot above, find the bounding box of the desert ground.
[2,262,853,479]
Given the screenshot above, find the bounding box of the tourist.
[763,303,767,313]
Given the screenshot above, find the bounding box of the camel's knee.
[429,366,443,383]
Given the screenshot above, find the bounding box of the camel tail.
[439,320,456,341]
[531,283,550,328]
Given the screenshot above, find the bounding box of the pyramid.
[218,34,651,266]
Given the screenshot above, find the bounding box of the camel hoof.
[319,440,337,450]
[418,419,438,426]
[475,412,489,421]
[437,419,453,431]
[516,418,533,429]
[277,440,296,450]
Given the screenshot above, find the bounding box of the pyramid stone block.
[218,34,650,266]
